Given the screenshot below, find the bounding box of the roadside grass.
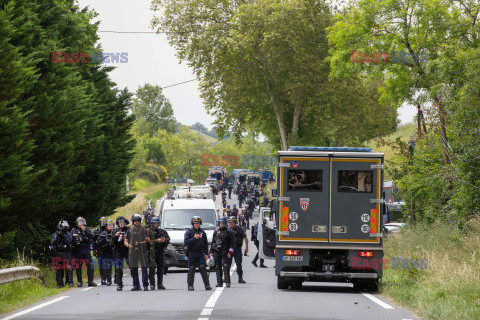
[0,251,68,315]
[109,179,169,222]
[381,217,480,320]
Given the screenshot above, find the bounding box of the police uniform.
[71,218,96,287]
[113,216,129,291]
[96,227,115,286]
[148,222,170,289]
[50,221,73,288]
[126,221,152,291]
[210,220,234,287]
[184,218,211,291]
[93,217,107,285]
[229,224,247,282]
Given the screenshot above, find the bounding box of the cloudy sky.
[76,0,416,129]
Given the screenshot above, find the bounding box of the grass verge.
[381,217,480,320]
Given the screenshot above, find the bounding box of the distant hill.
[365,122,416,164]
[191,129,217,142]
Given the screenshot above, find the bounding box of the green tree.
[132,84,177,135]
[153,0,396,150]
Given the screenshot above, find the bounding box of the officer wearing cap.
[228,216,248,283]
[184,216,212,291]
[210,217,234,287]
[71,217,97,287]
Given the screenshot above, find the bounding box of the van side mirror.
[270,199,277,214]
[271,188,278,197]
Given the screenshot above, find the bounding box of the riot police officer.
[113,216,129,291]
[50,219,73,288]
[71,217,97,287]
[93,216,107,285]
[210,217,234,287]
[232,204,239,218]
[227,183,233,199]
[184,216,212,291]
[96,219,115,286]
[238,188,244,208]
[252,218,267,268]
[228,216,248,283]
[148,216,170,290]
[125,214,151,291]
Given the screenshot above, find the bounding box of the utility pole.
[126,175,129,220]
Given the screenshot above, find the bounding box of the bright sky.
[76,0,416,128]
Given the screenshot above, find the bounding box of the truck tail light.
[358,251,373,257]
[285,250,300,256]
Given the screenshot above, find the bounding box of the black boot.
[157,269,165,290]
[187,266,195,291]
[87,268,97,286]
[100,268,106,285]
[149,267,155,290]
[76,268,83,287]
[223,265,231,288]
[215,267,223,287]
[56,269,64,288]
[199,265,212,290]
[106,268,112,286]
[252,260,258,267]
[67,269,74,287]
[115,267,123,290]
[238,276,246,284]
[259,260,267,268]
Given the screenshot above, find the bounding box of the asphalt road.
[1,192,420,320]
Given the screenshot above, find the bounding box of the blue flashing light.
[288,146,372,152]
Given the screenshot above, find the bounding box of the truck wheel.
[277,276,288,289]
[290,280,302,290]
[353,279,379,292]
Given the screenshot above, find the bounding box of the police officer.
[232,204,239,218]
[228,216,248,283]
[210,217,234,287]
[247,197,256,219]
[125,214,151,291]
[71,217,97,287]
[238,187,244,208]
[227,183,233,199]
[148,216,170,290]
[50,219,73,288]
[93,216,107,285]
[96,219,115,286]
[251,218,267,268]
[184,216,212,291]
[113,216,129,291]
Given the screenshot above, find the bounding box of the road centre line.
[361,293,395,309]
[198,264,237,320]
[81,287,93,291]
[0,296,70,320]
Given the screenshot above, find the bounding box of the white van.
[161,199,217,269]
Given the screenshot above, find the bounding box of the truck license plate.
[282,256,303,262]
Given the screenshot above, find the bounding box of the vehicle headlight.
[167,244,174,251]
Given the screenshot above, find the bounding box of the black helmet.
[191,216,202,225]
[116,216,129,226]
[132,214,142,222]
[227,216,237,223]
[57,219,69,231]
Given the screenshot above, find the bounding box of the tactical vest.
[193,229,204,248]
[233,227,244,247]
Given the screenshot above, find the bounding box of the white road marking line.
[200,308,213,316]
[362,293,395,309]
[81,287,93,291]
[0,296,69,320]
[197,263,237,320]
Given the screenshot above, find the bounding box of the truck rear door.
[278,157,330,242]
[330,158,381,244]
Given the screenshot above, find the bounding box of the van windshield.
[162,209,216,230]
